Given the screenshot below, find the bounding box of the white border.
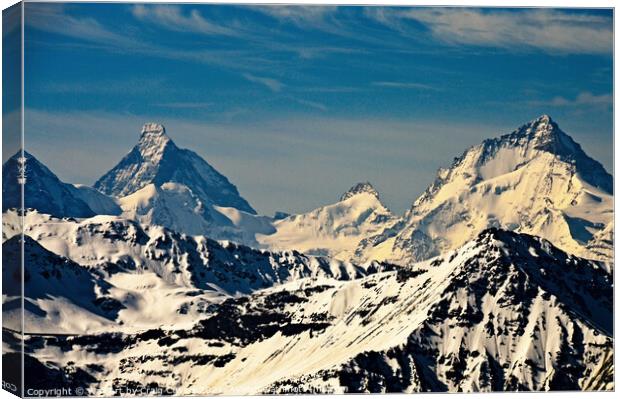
[0,1,616,398]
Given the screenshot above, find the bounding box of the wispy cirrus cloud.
[294,99,328,112]
[367,8,613,55]
[153,102,213,109]
[25,4,279,71]
[372,81,440,90]
[298,86,363,93]
[40,78,167,94]
[131,4,239,36]
[243,73,284,92]
[253,5,334,26]
[530,92,612,107]
[26,3,138,48]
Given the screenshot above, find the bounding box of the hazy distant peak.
[340,182,380,202]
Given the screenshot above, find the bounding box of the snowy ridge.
[2,151,121,218]
[340,182,382,202]
[70,184,122,216]
[118,182,275,245]
[13,228,612,393]
[2,235,125,333]
[258,182,400,260]
[118,183,214,236]
[3,210,395,334]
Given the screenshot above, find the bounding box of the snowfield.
[258,183,399,260]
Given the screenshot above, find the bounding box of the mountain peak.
[2,150,97,218]
[94,124,256,214]
[141,122,166,137]
[526,114,561,139]
[340,182,380,202]
[138,123,171,150]
[534,113,552,124]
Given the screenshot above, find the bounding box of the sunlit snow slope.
[357,115,613,265]
[13,229,612,393]
[258,182,399,260]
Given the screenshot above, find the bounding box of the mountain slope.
[3,210,396,334]
[94,123,255,214]
[117,182,274,244]
[358,115,613,265]
[2,151,97,218]
[2,235,124,333]
[267,229,612,393]
[258,182,400,260]
[118,182,215,236]
[17,228,612,393]
[70,184,122,216]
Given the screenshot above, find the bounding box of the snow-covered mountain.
[117,182,274,245]
[258,182,400,260]
[118,182,215,236]
[71,184,122,216]
[2,115,614,393]
[357,115,613,265]
[2,209,394,334]
[2,151,111,218]
[2,235,125,334]
[1,138,267,245]
[13,228,612,393]
[94,123,255,214]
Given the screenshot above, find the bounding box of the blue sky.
[12,3,614,215]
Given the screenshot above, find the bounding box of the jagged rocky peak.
[483,114,593,163]
[137,122,172,153]
[340,182,380,202]
[94,122,257,214]
[531,113,553,129]
[419,115,611,198]
[511,114,571,149]
[141,122,166,136]
[529,114,559,140]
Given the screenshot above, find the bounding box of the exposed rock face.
[340,182,382,202]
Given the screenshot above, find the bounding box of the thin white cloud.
[25,4,277,71]
[26,3,138,47]
[153,102,213,109]
[299,86,363,93]
[531,92,612,107]
[131,4,238,37]
[243,73,284,92]
[372,81,439,90]
[254,5,333,26]
[369,8,612,55]
[40,78,167,94]
[295,99,328,112]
